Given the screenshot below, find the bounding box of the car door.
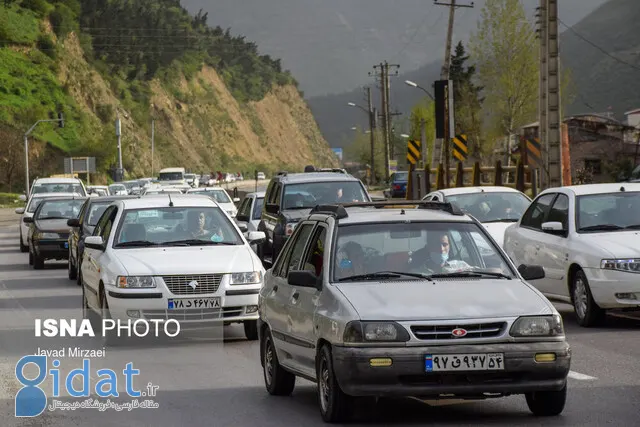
[82,206,117,309]
[504,193,557,290]
[71,200,89,263]
[536,193,571,297]
[287,224,327,374]
[250,197,264,232]
[264,222,315,368]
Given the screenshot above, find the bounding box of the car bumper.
[331,341,570,398]
[34,240,69,259]
[103,286,260,328]
[585,268,640,309]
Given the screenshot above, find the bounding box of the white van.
[158,167,186,186]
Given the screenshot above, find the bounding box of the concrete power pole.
[537,0,548,188]
[366,86,376,183]
[115,113,123,181]
[545,0,562,187]
[151,119,155,177]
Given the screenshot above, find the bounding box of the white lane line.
[569,370,597,380]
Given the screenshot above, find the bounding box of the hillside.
[0,0,338,191]
[561,0,640,118]
[181,0,605,96]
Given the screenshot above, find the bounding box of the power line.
[558,17,640,72]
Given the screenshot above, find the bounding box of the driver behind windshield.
[409,232,454,273]
[186,210,210,238]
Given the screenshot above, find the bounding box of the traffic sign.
[525,137,542,166]
[407,139,421,165]
[452,134,468,161]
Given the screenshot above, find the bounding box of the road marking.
[568,370,597,380]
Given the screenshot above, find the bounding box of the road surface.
[0,208,639,426]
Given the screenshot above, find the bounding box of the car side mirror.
[19,194,27,202]
[236,214,249,223]
[236,221,248,233]
[541,221,566,235]
[84,236,105,250]
[518,264,545,281]
[233,197,241,203]
[67,218,80,227]
[265,203,279,215]
[23,216,34,224]
[15,208,25,214]
[247,231,266,245]
[287,270,321,290]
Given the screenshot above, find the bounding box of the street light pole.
[23,116,64,196]
[348,91,377,183]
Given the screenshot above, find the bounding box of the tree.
[469,0,538,155]
[449,41,484,159]
[345,128,386,183]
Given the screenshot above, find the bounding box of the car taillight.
[393,184,401,190]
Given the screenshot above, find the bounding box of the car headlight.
[38,232,60,239]
[229,271,262,285]
[510,314,564,337]
[343,321,410,343]
[117,276,156,288]
[601,259,640,273]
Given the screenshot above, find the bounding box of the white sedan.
[80,195,267,342]
[504,183,640,327]
[186,187,240,218]
[422,186,531,248]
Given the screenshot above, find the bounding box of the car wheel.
[82,281,100,331]
[99,286,118,346]
[572,270,605,327]
[317,344,353,423]
[262,331,295,396]
[20,235,28,253]
[243,320,258,341]
[525,383,567,416]
[33,252,44,270]
[68,249,77,280]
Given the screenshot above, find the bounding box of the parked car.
[186,187,240,218]
[504,183,640,327]
[258,201,569,422]
[235,192,265,252]
[257,172,266,180]
[388,171,409,198]
[108,183,128,196]
[25,196,86,269]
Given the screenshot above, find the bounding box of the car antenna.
[620,186,626,192]
[168,192,174,207]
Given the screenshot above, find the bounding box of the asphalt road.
[1,208,639,426]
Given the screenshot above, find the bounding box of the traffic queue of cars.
[14,169,639,422]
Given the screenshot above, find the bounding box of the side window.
[281,223,315,278]
[273,184,282,208]
[547,194,569,231]
[78,201,89,225]
[237,198,251,218]
[301,226,327,278]
[100,209,118,243]
[521,193,556,230]
[92,206,112,236]
[265,181,275,204]
[431,195,440,202]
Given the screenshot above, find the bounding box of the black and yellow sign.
[407,139,421,165]
[526,137,542,166]
[452,134,468,161]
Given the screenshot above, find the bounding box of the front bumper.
[585,267,640,309]
[34,239,69,259]
[332,341,570,398]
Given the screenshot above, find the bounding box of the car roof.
[33,178,82,184]
[117,194,219,209]
[36,196,87,203]
[543,183,640,196]
[86,195,136,204]
[274,172,360,184]
[434,186,524,196]
[187,186,228,192]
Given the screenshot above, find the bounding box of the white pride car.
[186,187,240,218]
[80,195,267,342]
[504,183,640,327]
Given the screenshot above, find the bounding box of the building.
[625,108,640,129]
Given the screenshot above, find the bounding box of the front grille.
[411,322,506,340]
[161,274,223,295]
[142,306,244,321]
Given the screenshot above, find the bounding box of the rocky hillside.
[0,0,337,191]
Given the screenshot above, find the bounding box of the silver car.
[258,201,570,423]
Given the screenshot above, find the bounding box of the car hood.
[335,279,552,321]
[34,219,71,233]
[481,222,517,248]
[217,202,236,212]
[578,232,640,258]
[115,245,257,275]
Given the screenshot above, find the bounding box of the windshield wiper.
[115,240,158,247]
[38,216,66,220]
[483,218,519,223]
[578,224,623,231]
[427,270,512,280]
[162,239,238,246]
[338,271,432,282]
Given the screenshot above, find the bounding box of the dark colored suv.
[257,168,371,266]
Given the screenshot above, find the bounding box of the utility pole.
[151,119,155,177]
[115,112,123,182]
[371,61,399,180]
[434,0,474,187]
[536,1,548,188]
[365,86,376,184]
[545,0,562,187]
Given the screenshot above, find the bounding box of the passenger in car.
[409,232,453,273]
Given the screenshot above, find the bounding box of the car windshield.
[332,221,514,282]
[35,199,84,220]
[282,181,367,209]
[252,197,264,220]
[394,172,408,181]
[27,197,47,213]
[32,183,84,196]
[445,192,531,223]
[114,207,242,247]
[576,191,640,232]
[185,174,196,179]
[109,184,126,191]
[87,203,110,226]
[159,172,183,181]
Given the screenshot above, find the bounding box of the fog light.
[615,293,637,300]
[246,305,258,314]
[369,358,392,367]
[535,353,556,363]
[127,310,141,318]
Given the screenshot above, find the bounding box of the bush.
[21,0,51,17]
[36,34,56,59]
[95,104,114,124]
[48,3,78,38]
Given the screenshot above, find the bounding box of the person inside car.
[409,232,453,273]
[336,241,366,278]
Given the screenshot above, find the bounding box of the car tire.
[33,253,44,270]
[99,286,118,346]
[82,280,100,332]
[244,320,258,341]
[68,249,77,280]
[525,383,567,416]
[317,344,353,423]
[572,270,605,327]
[262,331,295,396]
[20,235,28,253]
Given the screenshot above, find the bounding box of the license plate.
[64,242,69,249]
[168,298,220,309]
[425,353,504,372]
